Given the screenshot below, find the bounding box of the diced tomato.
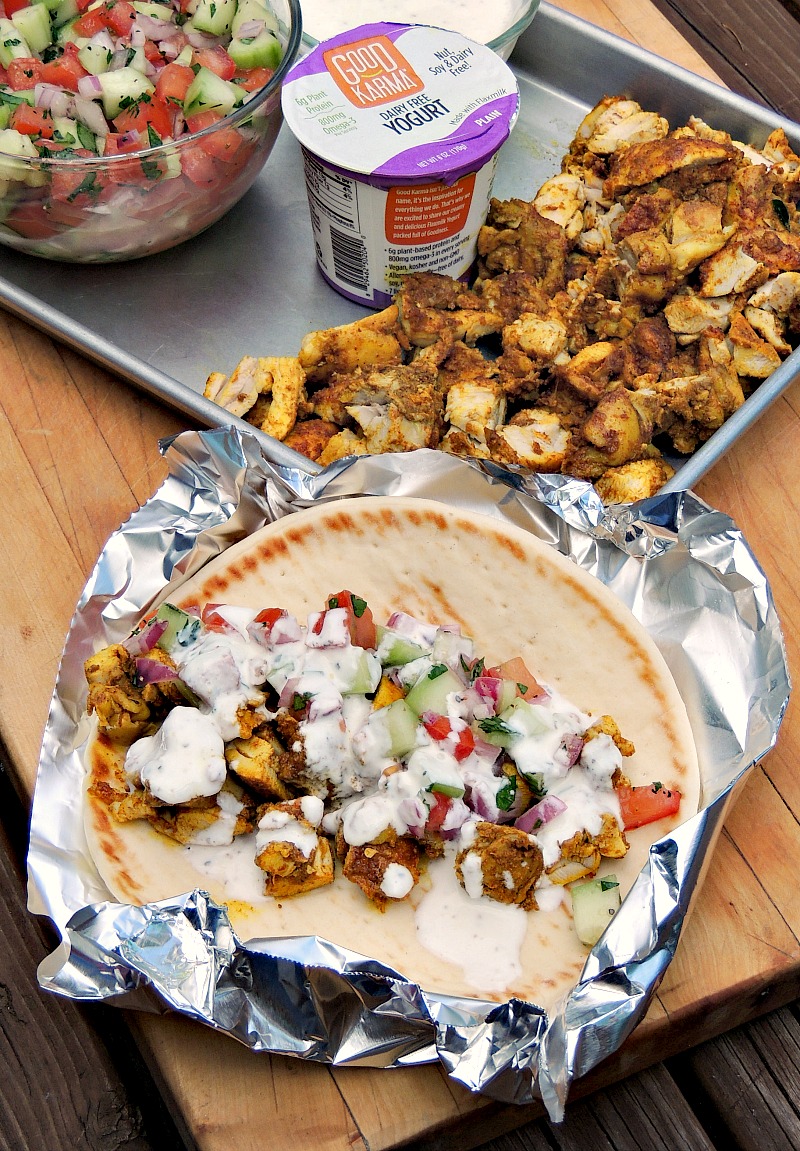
[113,94,173,140]
[194,45,236,81]
[421,714,475,762]
[617,783,682,830]
[50,165,106,206]
[4,0,31,15]
[72,7,107,34]
[425,792,452,832]
[486,656,544,701]
[100,0,137,36]
[180,145,220,187]
[254,607,286,635]
[155,62,194,105]
[6,57,42,89]
[4,200,64,239]
[200,603,235,632]
[326,590,377,649]
[143,38,166,66]
[104,130,146,156]
[9,103,53,138]
[40,52,89,93]
[234,65,272,92]
[185,109,222,134]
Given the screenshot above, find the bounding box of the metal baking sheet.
[1,2,799,488]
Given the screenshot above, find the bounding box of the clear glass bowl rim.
[0,0,303,169]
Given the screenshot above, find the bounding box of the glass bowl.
[0,0,301,262]
[299,0,539,60]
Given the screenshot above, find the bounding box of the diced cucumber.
[377,698,418,759]
[227,27,280,70]
[571,874,621,946]
[421,757,465,798]
[0,104,10,130]
[131,0,174,16]
[189,0,236,35]
[11,3,52,54]
[96,66,155,120]
[341,649,380,696]
[53,12,81,43]
[0,18,31,66]
[34,0,68,12]
[231,0,278,35]
[405,664,464,717]
[183,66,244,117]
[503,697,551,737]
[154,603,202,651]
[78,38,114,74]
[497,678,522,713]
[0,127,40,183]
[375,625,428,668]
[0,88,35,113]
[431,628,473,668]
[173,43,193,65]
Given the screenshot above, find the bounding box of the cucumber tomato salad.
[86,590,684,947]
[0,0,285,250]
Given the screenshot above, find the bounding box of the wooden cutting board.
[2,2,798,1149]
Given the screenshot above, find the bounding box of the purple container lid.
[281,22,520,187]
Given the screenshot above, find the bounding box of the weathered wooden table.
[2,0,800,1148]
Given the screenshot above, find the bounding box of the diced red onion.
[130,25,146,46]
[397,796,427,838]
[385,611,438,648]
[277,677,301,709]
[35,84,70,117]
[236,18,264,37]
[440,797,471,837]
[473,676,503,713]
[559,732,584,768]
[123,618,168,656]
[515,794,567,834]
[468,779,499,823]
[72,95,110,137]
[78,74,103,99]
[135,656,179,684]
[89,29,115,52]
[184,28,221,48]
[471,734,501,762]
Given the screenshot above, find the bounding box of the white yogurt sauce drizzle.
[125,596,636,994]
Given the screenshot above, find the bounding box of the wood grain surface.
[2,1,800,1149]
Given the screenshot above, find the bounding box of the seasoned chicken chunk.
[455,821,544,910]
[255,797,334,898]
[341,832,421,910]
[299,306,403,383]
[225,734,294,801]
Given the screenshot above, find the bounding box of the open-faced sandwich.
[82,497,700,1007]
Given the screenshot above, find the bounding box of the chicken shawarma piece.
[394,271,504,347]
[243,356,307,441]
[568,95,669,163]
[84,643,184,743]
[341,831,421,910]
[298,305,404,383]
[255,797,334,898]
[477,198,569,296]
[487,408,571,472]
[605,136,742,199]
[312,361,443,453]
[455,821,544,910]
[595,457,676,503]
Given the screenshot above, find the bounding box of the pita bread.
[85,497,700,1011]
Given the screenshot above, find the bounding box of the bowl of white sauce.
[299,0,540,59]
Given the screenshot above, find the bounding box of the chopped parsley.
[495,775,517,812]
[478,715,511,736]
[67,172,102,202]
[428,663,449,680]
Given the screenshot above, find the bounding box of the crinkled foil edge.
[27,429,790,1120]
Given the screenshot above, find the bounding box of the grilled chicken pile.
[206,96,800,501]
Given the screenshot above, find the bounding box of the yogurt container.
[280,23,520,307]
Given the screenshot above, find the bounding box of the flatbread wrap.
[83,496,700,1011]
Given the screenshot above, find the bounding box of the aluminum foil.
[28,428,789,1121]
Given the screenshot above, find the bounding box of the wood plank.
[648,0,800,119]
[0,746,184,1151]
[673,1010,800,1150]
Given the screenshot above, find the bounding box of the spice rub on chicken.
[84,591,682,937]
[205,96,800,502]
